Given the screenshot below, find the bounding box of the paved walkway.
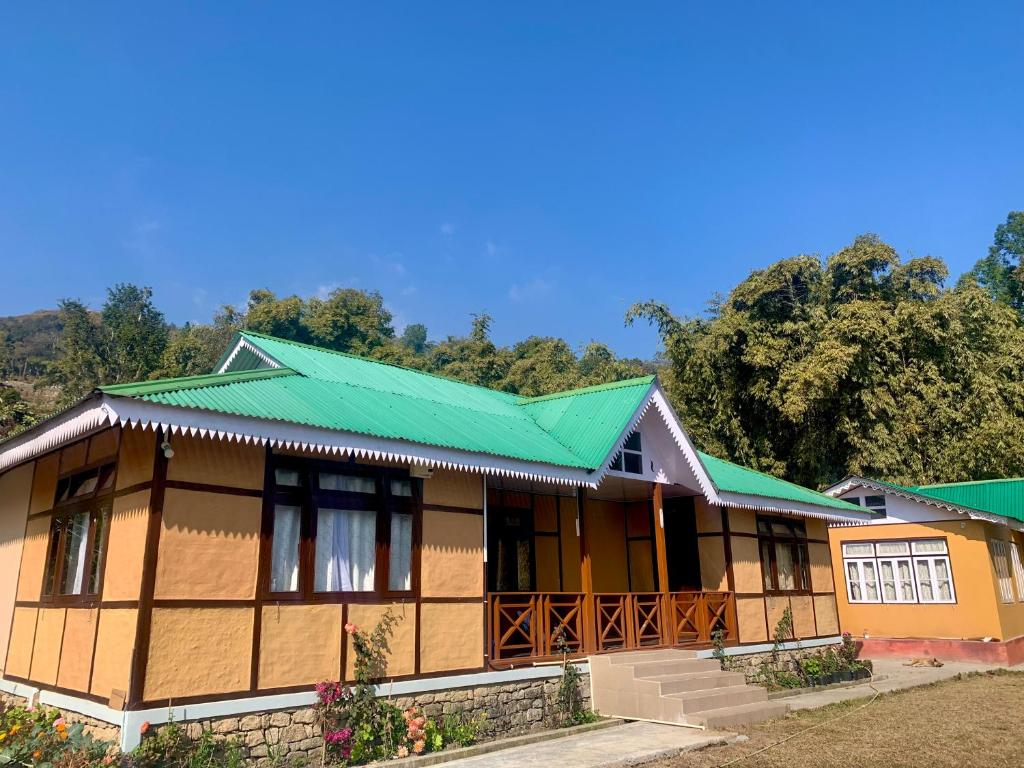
[439,658,1008,768]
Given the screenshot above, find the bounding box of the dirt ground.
[651,671,1023,768]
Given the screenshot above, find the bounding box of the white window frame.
[1011,542,1024,603]
[989,539,1015,604]
[842,538,956,605]
[914,555,956,604]
[610,432,643,475]
[862,493,887,516]
[877,556,918,603]
[844,558,881,604]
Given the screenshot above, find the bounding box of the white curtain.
[389,513,413,591]
[316,508,376,592]
[775,544,795,590]
[270,505,301,592]
[62,512,90,595]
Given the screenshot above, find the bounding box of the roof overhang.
[824,475,1024,532]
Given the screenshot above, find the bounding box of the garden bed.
[767,672,884,700]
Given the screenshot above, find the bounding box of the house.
[0,332,869,752]
[825,476,1024,665]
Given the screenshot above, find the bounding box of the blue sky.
[2,2,1022,358]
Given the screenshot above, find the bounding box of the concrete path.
[437,721,731,768]
[779,658,1002,710]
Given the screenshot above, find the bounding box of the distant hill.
[0,309,63,379]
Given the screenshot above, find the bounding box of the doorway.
[663,496,701,591]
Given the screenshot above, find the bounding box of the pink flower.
[413,739,425,754]
[54,717,66,728]
[344,622,359,634]
[397,746,409,758]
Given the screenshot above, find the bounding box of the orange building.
[826,476,1024,665]
[0,332,869,751]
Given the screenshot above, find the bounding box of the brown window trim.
[259,454,422,601]
[40,492,115,606]
[757,514,811,595]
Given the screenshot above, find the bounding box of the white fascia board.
[825,475,1023,532]
[0,398,114,472]
[590,382,722,505]
[717,491,874,523]
[217,336,282,373]
[102,396,597,487]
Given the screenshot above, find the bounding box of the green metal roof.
[699,451,866,512]
[906,478,1024,525]
[85,331,861,513]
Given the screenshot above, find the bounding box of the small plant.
[839,631,859,666]
[756,607,797,690]
[711,628,731,671]
[800,655,823,679]
[553,630,596,726]
[129,720,244,768]
[0,701,109,768]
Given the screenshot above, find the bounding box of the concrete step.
[687,699,789,729]
[637,670,748,695]
[604,649,698,664]
[628,658,722,677]
[668,683,767,714]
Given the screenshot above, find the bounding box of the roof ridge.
[239,331,523,400]
[517,375,657,405]
[913,477,1024,490]
[100,367,296,397]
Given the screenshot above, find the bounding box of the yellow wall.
[345,603,416,678]
[989,528,1024,641]
[259,604,342,689]
[829,519,1006,640]
[102,492,150,601]
[0,463,33,673]
[166,434,265,489]
[57,608,98,692]
[115,427,155,490]
[421,510,482,598]
[420,602,483,673]
[90,608,137,701]
[585,500,629,592]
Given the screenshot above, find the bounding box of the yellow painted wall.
[729,508,757,535]
[988,528,1024,641]
[87,429,119,465]
[102,492,150,601]
[829,520,1004,640]
[0,463,33,673]
[535,536,561,591]
[60,440,89,474]
[29,453,59,515]
[695,499,722,533]
[585,500,628,592]
[736,596,768,643]
[421,510,483,598]
[698,536,728,591]
[145,607,253,701]
[345,603,416,678]
[90,608,137,701]
[559,497,582,592]
[628,540,655,592]
[259,604,342,689]
[424,469,482,509]
[116,427,155,490]
[420,602,483,673]
[765,596,791,637]
[29,608,66,686]
[730,535,763,593]
[790,595,816,638]
[154,489,261,600]
[57,608,98,692]
[17,514,51,602]
[813,595,839,635]
[5,607,38,679]
[166,434,265,490]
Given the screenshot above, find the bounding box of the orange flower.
[412,739,425,754]
[140,720,151,735]
[32,750,41,759]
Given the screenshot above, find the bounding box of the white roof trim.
[217,336,282,373]
[824,475,1024,532]
[0,399,115,472]
[717,491,873,524]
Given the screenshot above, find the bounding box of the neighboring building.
[0,332,868,751]
[825,476,1024,665]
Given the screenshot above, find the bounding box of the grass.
[652,671,1024,768]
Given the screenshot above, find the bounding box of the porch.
[484,475,738,664]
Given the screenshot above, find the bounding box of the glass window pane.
[275,468,302,487]
[98,464,116,492]
[916,559,934,601]
[776,543,795,590]
[388,512,413,591]
[761,541,774,590]
[880,560,896,602]
[912,539,947,555]
[43,518,62,595]
[315,508,376,591]
[270,504,301,592]
[623,452,643,474]
[623,432,641,451]
[390,479,413,498]
[864,495,886,508]
[60,512,91,595]
[88,506,110,594]
[898,559,915,601]
[772,522,792,537]
[846,562,862,601]
[876,541,910,556]
[863,560,879,601]
[319,473,376,494]
[843,542,874,557]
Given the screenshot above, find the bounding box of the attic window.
[610,432,643,475]
[863,495,887,517]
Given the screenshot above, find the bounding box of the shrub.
[125,721,243,768]
[553,631,596,727]
[0,701,109,768]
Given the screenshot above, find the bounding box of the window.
[609,432,643,475]
[989,539,1015,604]
[265,458,419,598]
[1011,543,1024,602]
[841,538,955,604]
[757,516,810,593]
[862,495,887,517]
[42,463,114,602]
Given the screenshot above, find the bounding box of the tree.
[963,211,1024,309]
[399,323,429,354]
[427,314,510,389]
[502,337,581,396]
[46,299,105,404]
[155,305,243,379]
[303,288,394,355]
[245,289,309,343]
[0,384,35,440]
[100,284,168,383]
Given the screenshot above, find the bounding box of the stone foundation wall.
[0,690,120,743]
[167,672,591,766]
[724,644,841,684]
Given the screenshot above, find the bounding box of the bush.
[125,721,243,768]
[553,630,596,727]
[0,701,109,768]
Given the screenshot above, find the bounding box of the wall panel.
[345,603,416,678]
[102,491,150,601]
[736,596,768,643]
[813,595,839,636]
[28,608,65,686]
[90,608,137,701]
[730,536,763,593]
[419,602,483,673]
[698,537,728,591]
[559,498,582,592]
[808,542,834,593]
[166,434,265,490]
[16,514,51,602]
[420,510,483,598]
[56,608,98,692]
[790,595,815,638]
[5,607,38,679]
[116,427,155,490]
[29,454,59,515]
[145,608,253,701]
[259,604,342,689]
[423,470,482,509]
[0,463,33,672]
[586,500,628,592]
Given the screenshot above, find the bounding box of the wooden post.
[576,487,595,652]
[652,483,671,645]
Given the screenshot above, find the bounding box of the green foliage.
[755,607,798,690]
[0,385,36,439]
[631,228,1024,488]
[799,655,823,678]
[711,628,730,671]
[553,632,596,727]
[99,284,168,385]
[128,721,244,768]
[965,211,1024,309]
[0,702,109,768]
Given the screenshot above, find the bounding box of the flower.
[344,622,359,635]
[0,732,7,742]
[396,746,409,758]
[140,720,151,735]
[32,750,41,759]
[54,717,66,729]
[9,725,20,734]
[412,739,425,754]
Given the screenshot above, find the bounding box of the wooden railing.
[488,590,736,661]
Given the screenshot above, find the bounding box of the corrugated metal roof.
[698,451,864,512]
[907,478,1024,524]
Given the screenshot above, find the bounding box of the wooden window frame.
[757,515,811,595]
[259,454,422,602]
[40,461,116,605]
